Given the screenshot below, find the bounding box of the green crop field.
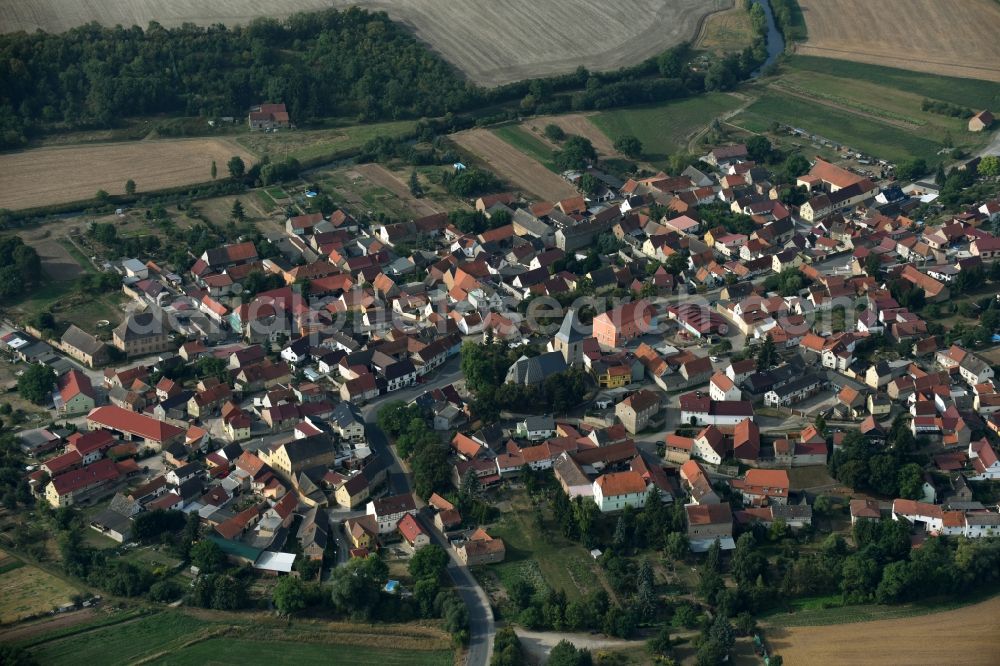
[731,90,943,164]
[728,56,1000,165]
[148,638,453,666]
[30,611,208,665]
[492,125,557,171]
[28,610,453,666]
[591,93,744,164]
[786,56,1000,110]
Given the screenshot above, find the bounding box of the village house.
[59,325,110,368]
[615,390,662,434]
[113,311,173,357]
[249,102,290,130]
[969,109,994,132]
[263,436,336,481]
[44,458,122,508]
[367,493,418,534]
[731,469,790,506]
[686,502,734,552]
[592,301,653,348]
[334,472,370,509]
[592,470,648,512]
[457,528,506,566]
[680,459,719,504]
[693,425,728,465]
[56,370,96,416]
[397,513,430,551]
[680,391,754,426]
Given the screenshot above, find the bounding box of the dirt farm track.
[768,594,1000,665]
[797,0,1000,83]
[0,0,731,87]
[0,138,255,211]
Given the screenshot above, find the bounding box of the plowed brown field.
[797,0,1000,82]
[0,138,254,210]
[768,594,1000,665]
[452,129,579,202]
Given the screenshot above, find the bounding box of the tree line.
[0,5,778,152]
[0,9,472,147]
[0,236,43,301]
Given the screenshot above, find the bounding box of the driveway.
[514,629,644,665]
[977,129,1000,157]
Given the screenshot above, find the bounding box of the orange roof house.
[732,469,790,506]
[86,405,184,449]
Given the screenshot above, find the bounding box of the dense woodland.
[0,4,772,150]
[0,9,473,146]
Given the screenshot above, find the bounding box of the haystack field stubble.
[0,0,731,86]
[797,0,1000,83]
[0,138,255,210]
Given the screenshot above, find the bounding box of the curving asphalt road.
[358,355,495,666]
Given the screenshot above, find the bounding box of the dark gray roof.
[506,351,568,385]
[331,401,362,428]
[283,436,336,464]
[767,374,825,399]
[554,308,588,344]
[115,311,169,341]
[61,325,107,356]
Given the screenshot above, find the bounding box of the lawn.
[31,611,212,665]
[56,240,96,275]
[487,493,607,603]
[592,93,744,164]
[237,120,417,165]
[149,638,453,666]
[0,552,84,624]
[253,189,277,212]
[731,90,944,164]
[492,125,558,171]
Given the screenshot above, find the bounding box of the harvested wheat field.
[0,0,731,86]
[797,0,1000,82]
[768,595,1000,665]
[523,115,621,159]
[0,139,254,210]
[0,0,335,34]
[452,129,578,202]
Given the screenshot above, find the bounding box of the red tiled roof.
[50,459,120,496]
[452,433,484,459]
[595,470,647,496]
[67,429,115,456]
[58,370,94,403]
[87,405,184,443]
[686,502,732,525]
[397,513,427,545]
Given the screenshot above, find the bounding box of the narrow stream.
[751,0,786,77]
